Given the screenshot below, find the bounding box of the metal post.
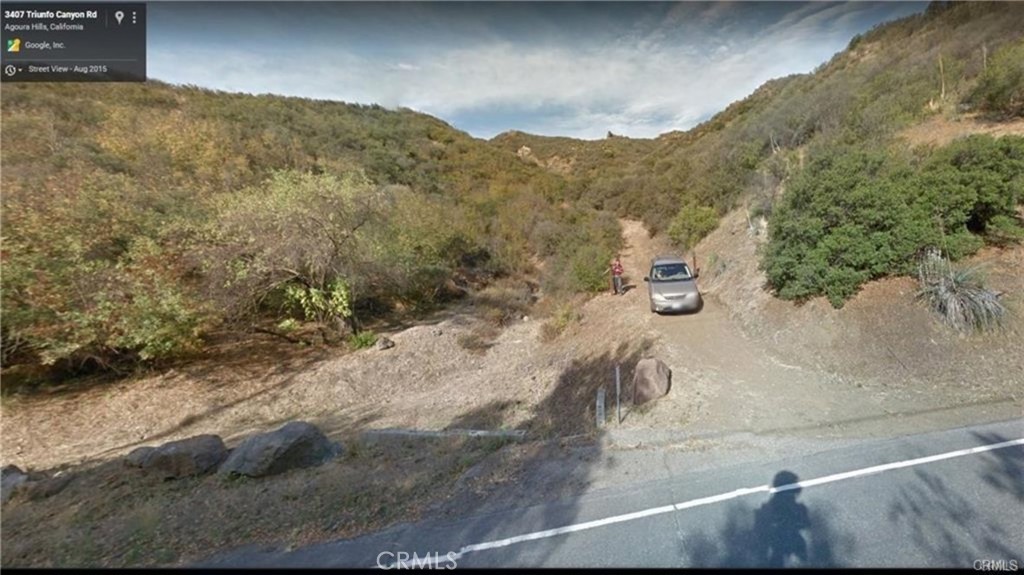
[596,388,605,429]
[632,368,636,406]
[615,364,621,424]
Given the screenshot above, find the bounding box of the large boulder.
[137,435,228,479]
[1,465,28,504]
[633,358,672,405]
[218,421,342,478]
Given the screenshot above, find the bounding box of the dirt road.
[590,219,1021,440]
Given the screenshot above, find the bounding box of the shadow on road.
[682,471,853,567]
[971,431,1024,504]
[887,433,1023,565]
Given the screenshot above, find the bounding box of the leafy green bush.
[0,169,211,370]
[762,136,1024,307]
[285,280,353,328]
[986,214,1024,245]
[569,244,615,293]
[969,40,1024,117]
[538,208,622,296]
[207,170,386,334]
[276,318,300,333]
[916,250,1007,332]
[668,205,720,250]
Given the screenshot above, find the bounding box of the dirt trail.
[606,220,885,435]
[899,114,1024,148]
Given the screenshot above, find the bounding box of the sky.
[148,2,928,140]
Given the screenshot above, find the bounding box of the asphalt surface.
[199,417,1023,568]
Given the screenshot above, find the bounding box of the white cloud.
[148,3,925,139]
[391,62,421,72]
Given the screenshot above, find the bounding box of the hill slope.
[492,1,1024,236]
[1,83,623,377]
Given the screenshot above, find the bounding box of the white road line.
[435,437,1024,562]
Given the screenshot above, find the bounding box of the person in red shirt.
[611,255,624,295]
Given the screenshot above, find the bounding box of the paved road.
[200,418,1023,568]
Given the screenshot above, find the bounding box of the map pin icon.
[115,10,124,24]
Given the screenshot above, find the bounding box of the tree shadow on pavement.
[682,471,853,567]
[970,431,1024,504]
[887,436,1022,565]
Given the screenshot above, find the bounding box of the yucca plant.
[916,249,1007,333]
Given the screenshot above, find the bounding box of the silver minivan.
[643,255,703,313]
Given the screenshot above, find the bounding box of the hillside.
[492,1,1024,242]
[490,74,799,233]
[0,82,623,381]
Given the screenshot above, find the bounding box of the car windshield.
[651,263,692,282]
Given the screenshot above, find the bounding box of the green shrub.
[986,214,1024,245]
[209,170,384,334]
[969,39,1024,117]
[105,245,207,362]
[668,205,719,251]
[348,330,378,349]
[538,208,622,296]
[916,250,1007,332]
[762,136,1024,307]
[0,172,211,369]
[569,244,616,293]
[276,318,300,333]
[285,280,353,327]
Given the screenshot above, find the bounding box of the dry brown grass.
[455,326,500,355]
[539,301,583,342]
[0,436,505,568]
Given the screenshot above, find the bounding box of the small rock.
[376,337,395,350]
[431,327,444,337]
[522,315,530,321]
